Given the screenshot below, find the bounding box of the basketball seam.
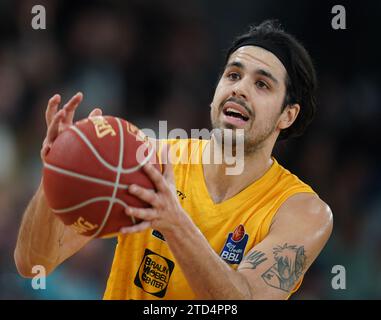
[52,196,129,214]
[48,185,155,213]
[44,163,129,189]
[70,124,155,174]
[93,118,132,238]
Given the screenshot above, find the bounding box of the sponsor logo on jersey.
[176,190,186,200]
[152,229,166,241]
[134,249,175,298]
[219,224,249,264]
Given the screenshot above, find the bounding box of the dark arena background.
[0,0,380,300]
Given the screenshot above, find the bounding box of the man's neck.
[202,138,274,204]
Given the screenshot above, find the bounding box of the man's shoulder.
[272,192,333,234]
[285,193,332,217]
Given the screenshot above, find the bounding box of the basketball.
[42,115,160,238]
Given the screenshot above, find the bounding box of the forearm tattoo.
[239,251,267,270]
[261,243,306,292]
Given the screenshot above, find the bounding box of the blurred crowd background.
[0,0,380,299]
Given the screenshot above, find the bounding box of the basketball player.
[15,21,333,299]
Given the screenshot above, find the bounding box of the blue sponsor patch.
[219,225,249,264]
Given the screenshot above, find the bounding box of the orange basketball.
[42,115,160,238]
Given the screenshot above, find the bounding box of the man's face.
[211,45,288,153]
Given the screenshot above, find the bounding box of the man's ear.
[278,104,300,130]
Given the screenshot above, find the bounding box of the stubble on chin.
[211,119,276,156]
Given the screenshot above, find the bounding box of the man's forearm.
[14,183,64,276]
[162,214,253,299]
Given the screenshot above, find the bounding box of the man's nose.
[232,84,248,101]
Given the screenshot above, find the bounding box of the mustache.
[219,97,254,117]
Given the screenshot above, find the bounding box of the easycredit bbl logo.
[134,249,175,298]
[220,224,249,264]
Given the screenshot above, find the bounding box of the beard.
[211,116,277,156]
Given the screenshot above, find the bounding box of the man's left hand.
[120,146,186,235]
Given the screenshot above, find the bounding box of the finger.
[62,92,83,125]
[125,206,158,221]
[143,163,168,193]
[45,94,61,127]
[46,109,65,145]
[120,221,151,234]
[41,143,50,161]
[88,108,103,117]
[128,184,160,207]
[161,145,175,183]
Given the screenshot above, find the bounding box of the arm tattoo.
[261,243,306,292]
[239,251,267,270]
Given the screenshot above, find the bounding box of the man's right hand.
[41,92,103,162]
[14,92,104,278]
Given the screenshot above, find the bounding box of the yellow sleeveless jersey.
[103,139,315,300]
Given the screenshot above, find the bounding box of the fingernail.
[129,185,136,192]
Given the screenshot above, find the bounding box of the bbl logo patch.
[134,249,175,298]
[219,224,249,264]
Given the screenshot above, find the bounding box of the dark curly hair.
[225,20,317,140]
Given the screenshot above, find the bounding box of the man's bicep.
[237,194,333,299]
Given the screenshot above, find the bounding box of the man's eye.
[256,80,269,89]
[227,72,241,81]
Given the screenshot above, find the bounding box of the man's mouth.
[222,102,250,122]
